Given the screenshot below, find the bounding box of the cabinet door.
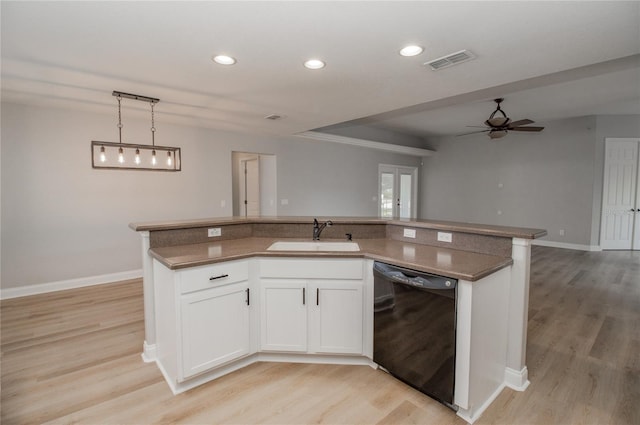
[260,280,307,352]
[180,282,250,379]
[309,280,363,355]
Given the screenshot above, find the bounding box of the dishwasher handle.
[374,262,456,290]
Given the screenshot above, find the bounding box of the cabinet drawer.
[259,259,363,279]
[179,260,248,294]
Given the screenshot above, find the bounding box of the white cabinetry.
[153,259,255,391]
[260,280,307,352]
[309,280,363,354]
[259,259,364,355]
[181,281,250,378]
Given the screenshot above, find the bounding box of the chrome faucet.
[313,218,333,240]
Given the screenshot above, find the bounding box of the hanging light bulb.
[99,146,106,163]
[151,149,157,166]
[135,148,141,165]
[167,151,173,166]
[118,146,125,164]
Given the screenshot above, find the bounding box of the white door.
[600,139,640,250]
[240,157,260,216]
[308,281,363,355]
[180,282,250,379]
[260,280,307,352]
[379,165,418,218]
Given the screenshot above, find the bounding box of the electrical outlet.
[208,228,222,237]
[437,232,452,243]
[559,229,565,236]
[403,228,416,238]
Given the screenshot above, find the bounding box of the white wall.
[1,102,420,289]
[420,116,598,246]
[420,115,640,248]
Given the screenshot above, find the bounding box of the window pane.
[381,172,394,217]
[400,174,412,218]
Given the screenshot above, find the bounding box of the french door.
[600,138,640,250]
[378,165,418,218]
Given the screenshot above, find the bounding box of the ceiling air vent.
[424,49,476,71]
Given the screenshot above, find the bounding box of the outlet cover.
[403,228,416,238]
[208,228,222,237]
[437,232,452,243]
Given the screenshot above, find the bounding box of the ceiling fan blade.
[507,119,534,128]
[510,126,544,132]
[456,129,489,137]
[465,125,489,128]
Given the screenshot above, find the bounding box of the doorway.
[232,152,277,217]
[378,164,418,218]
[600,138,640,250]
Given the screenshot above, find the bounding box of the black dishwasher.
[373,261,457,409]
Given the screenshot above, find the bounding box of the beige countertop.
[149,237,513,282]
[131,216,546,240]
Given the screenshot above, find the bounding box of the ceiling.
[2,1,639,144]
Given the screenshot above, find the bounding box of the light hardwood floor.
[1,246,638,424]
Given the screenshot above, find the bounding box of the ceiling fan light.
[489,130,507,139]
[487,117,510,127]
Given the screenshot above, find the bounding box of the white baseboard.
[141,341,157,363]
[504,366,530,391]
[0,269,143,300]
[532,239,601,252]
[456,383,506,424]
[158,352,375,395]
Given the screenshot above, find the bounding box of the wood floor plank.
[2,247,639,424]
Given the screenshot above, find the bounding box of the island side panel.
[455,267,510,423]
[505,237,532,389]
[140,231,156,362]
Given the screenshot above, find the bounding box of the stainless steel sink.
[267,241,360,252]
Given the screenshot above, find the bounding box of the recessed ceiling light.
[399,45,424,57]
[212,55,236,65]
[304,59,326,70]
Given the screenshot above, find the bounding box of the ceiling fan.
[458,98,544,139]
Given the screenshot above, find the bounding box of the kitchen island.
[130,216,545,423]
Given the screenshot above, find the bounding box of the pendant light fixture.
[91,91,181,171]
